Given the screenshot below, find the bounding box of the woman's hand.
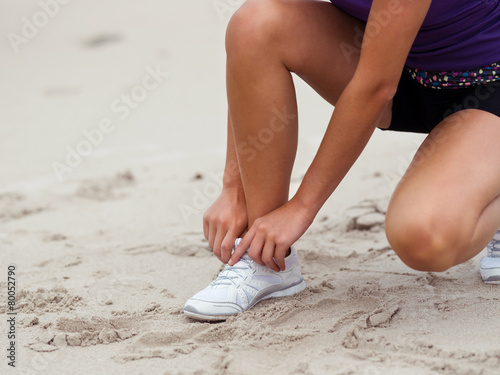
[203,187,248,264]
[228,199,314,272]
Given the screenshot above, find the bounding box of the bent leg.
[226,0,371,235]
[386,109,500,272]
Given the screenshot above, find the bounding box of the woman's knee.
[385,206,458,272]
[225,0,289,56]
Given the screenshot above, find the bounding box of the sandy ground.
[1,1,499,374]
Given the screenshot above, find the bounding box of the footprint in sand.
[341,301,400,349]
[75,170,135,201]
[0,192,47,223]
[123,233,211,257]
[15,286,84,314]
[117,328,208,362]
[83,34,122,48]
[366,301,400,328]
[29,316,138,350]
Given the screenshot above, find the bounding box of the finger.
[273,243,288,271]
[213,226,228,262]
[247,234,266,267]
[228,227,255,266]
[220,231,237,264]
[262,241,280,272]
[208,222,217,252]
[203,215,209,240]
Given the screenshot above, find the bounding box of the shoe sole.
[184,280,307,322]
[480,267,500,284]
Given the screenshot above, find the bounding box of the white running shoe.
[480,229,500,284]
[184,238,306,321]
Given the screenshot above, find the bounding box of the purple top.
[329,0,500,71]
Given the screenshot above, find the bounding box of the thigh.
[233,0,366,104]
[277,0,365,104]
[232,0,393,127]
[386,109,500,263]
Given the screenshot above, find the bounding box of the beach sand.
[1,1,499,374]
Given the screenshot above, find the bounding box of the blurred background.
[1,0,230,189]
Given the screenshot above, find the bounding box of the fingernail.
[228,259,233,266]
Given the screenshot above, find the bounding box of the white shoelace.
[488,232,500,258]
[211,255,253,288]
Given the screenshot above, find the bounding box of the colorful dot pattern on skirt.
[406,62,500,89]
